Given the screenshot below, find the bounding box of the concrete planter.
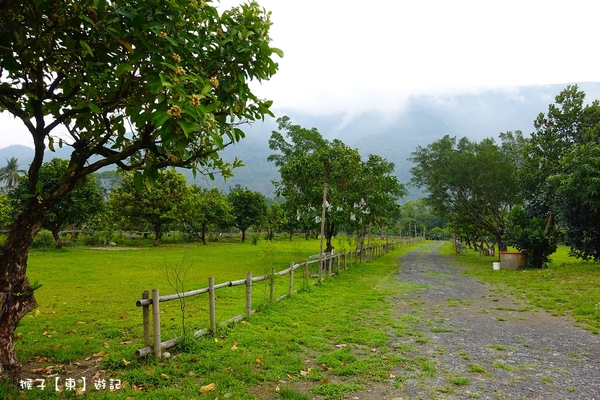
[499,251,527,270]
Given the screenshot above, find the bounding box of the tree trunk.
[0,203,47,379]
[496,234,507,252]
[356,227,365,252]
[241,229,246,242]
[201,225,207,245]
[154,229,162,246]
[325,222,335,253]
[52,229,63,249]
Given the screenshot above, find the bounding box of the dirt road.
[358,241,600,399]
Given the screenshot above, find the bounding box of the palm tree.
[0,157,26,190]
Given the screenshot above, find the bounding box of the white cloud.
[2,0,599,148]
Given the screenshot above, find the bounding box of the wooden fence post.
[336,252,340,273]
[270,268,275,301]
[142,290,150,348]
[289,262,294,297]
[246,271,252,318]
[318,254,323,283]
[209,277,216,333]
[343,251,347,270]
[152,288,161,358]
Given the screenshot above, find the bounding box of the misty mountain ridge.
[2,83,599,199]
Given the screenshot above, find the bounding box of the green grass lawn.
[6,239,599,399]
[3,237,426,399]
[440,242,600,333]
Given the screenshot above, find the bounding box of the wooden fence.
[135,239,417,358]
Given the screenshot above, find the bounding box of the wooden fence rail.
[135,239,418,358]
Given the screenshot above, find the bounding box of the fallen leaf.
[381,355,389,360]
[275,385,280,392]
[103,342,110,349]
[76,387,85,396]
[214,338,219,343]
[120,340,133,345]
[320,378,329,385]
[370,348,377,352]
[161,373,170,379]
[200,383,216,393]
[300,368,312,376]
[335,344,347,348]
[62,301,67,305]
[93,371,101,380]
[241,320,250,325]
[390,373,396,379]
[255,357,262,364]
[122,358,131,366]
[92,351,107,357]
[231,339,238,350]
[321,364,332,371]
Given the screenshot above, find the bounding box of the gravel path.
[363,241,600,400]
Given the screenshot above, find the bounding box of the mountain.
[2,83,600,199]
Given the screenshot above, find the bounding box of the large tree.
[181,186,233,245]
[0,0,280,377]
[110,169,189,245]
[410,133,523,251]
[521,86,600,260]
[270,117,405,251]
[228,185,268,242]
[263,201,287,240]
[11,158,104,248]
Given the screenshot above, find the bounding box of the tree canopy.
[0,158,25,191]
[0,0,281,377]
[410,133,524,251]
[12,158,104,248]
[228,185,267,242]
[521,85,600,261]
[109,169,189,246]
[269,116,405,251]
[181,186,232,245]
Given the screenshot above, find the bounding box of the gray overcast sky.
[2,0,599,147]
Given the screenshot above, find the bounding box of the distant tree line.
[0,117,418,249]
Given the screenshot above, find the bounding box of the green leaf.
[160,62,177,72]
[179,120,200,137]
[115,63,133,77]
[271,47,284,57]
[133,171,144,191]
[88,103,101,114]
[79,40,94,56]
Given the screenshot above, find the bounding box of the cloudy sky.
[2,0,599,147]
